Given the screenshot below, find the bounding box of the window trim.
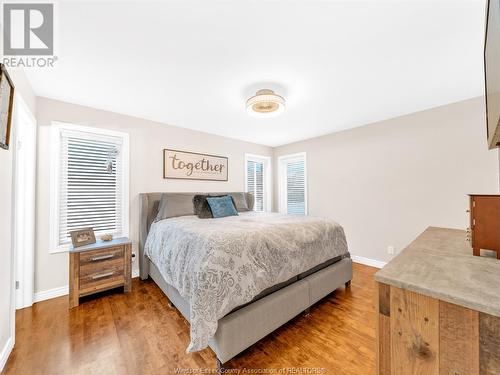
[49,122,130,253]
[244,153,272,212]
[278,152,308,215]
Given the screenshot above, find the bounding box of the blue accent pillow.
[206,196,238,218]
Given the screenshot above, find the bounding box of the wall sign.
[163,149,228,181]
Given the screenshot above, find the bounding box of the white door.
[13,96,37,309]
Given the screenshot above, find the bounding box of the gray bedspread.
[144,212,349,352]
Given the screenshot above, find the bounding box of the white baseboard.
[34,285,69,303]
[0,336,13,372]
[351,255,387,269]
[33,258,375,304]
[34,271,139,303]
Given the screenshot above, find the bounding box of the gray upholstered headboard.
[139,192,254,280]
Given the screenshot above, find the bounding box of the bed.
[139,192,352,368]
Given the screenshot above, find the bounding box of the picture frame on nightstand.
[70,227,96,248]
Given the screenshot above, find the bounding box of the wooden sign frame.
[163,149,228,181]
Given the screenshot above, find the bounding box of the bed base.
[148,257,353,366]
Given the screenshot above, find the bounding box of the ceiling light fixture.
[246,89,285,117]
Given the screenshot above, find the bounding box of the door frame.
[12,94,37,309]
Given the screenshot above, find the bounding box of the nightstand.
[69,237,132,308]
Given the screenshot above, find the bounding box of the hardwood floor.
[4,263,377,375]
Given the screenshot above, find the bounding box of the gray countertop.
[375,227,500,317]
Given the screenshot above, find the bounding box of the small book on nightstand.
[68,237,132,308]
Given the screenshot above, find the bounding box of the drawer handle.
[91,271,114,280]
[90,254,114,262]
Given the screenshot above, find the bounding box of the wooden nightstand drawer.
[79,246,124,265]
[80,263,124,287]
[69,238,132,308]
[80,272,125,296]
[79,246,125,280]
[80,254,124,276]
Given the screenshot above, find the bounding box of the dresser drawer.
[79,275,125,296]
[80,256,124,276]
[79,264,125,295]
[79,246,124,265]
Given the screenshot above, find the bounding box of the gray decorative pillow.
[193,195,215,219]
[154,193,195,222]
[228,192,250,212]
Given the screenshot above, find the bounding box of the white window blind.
[245,154,270,212]
[51,125,129,251]
[246,159,264,211]
[279,153,307,215]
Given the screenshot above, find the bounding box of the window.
[279,153,307,215]
[50,123,129,252]
[245,154,271,212]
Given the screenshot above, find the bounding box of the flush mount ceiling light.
[246,89,285,117]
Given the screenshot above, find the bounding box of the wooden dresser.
[69,237,132,308]
[468,194,500,259]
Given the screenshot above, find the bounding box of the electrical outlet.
[387,246,395,255]
[131,243,139,263]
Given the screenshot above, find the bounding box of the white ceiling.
[26,0,486,147]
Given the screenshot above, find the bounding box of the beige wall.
[35,97,273,293]
[0,66,36,368]
[31,96,500,297]
[274,97,500,264]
